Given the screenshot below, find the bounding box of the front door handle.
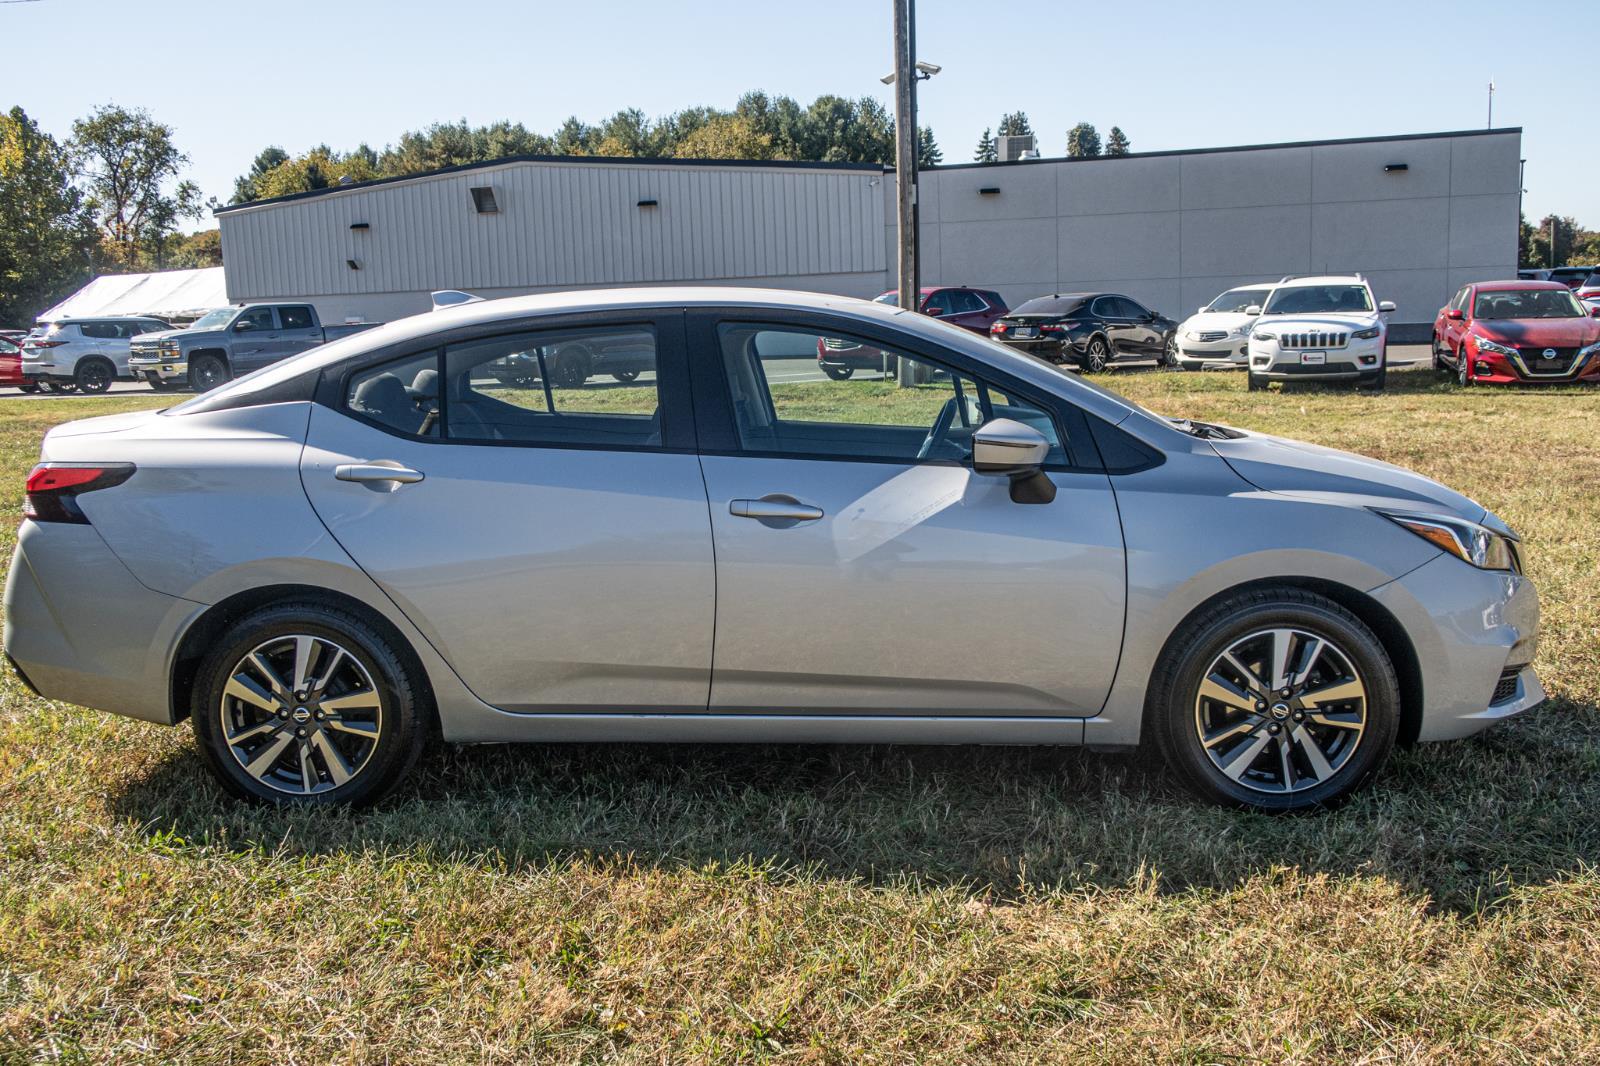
[335,461,425,485]
[730,494,824,522]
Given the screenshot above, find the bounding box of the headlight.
[1476,337,1518,357]
[1578,340,1600,359]
[1375,509,1520,572]
[1252,331,1277,343]
[1352,326,1381,340]
[1184,330,1201,341]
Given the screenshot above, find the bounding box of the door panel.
[700,455,1126,715]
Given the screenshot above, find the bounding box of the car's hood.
[1474,318,1600,348]
[1258,313,1380,331]
[1179,312,1255,333]
[135,327,206,344]
[1208,430,1485,522]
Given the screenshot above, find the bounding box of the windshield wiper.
[1171,418,1243,440]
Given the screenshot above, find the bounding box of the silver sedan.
[3,288,1542,812]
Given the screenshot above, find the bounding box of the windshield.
[186,308,238,330]
[1206,288,1272,313]
[1262,285,1374,315]
[1474,289,1585,320]
[873,292,899,307]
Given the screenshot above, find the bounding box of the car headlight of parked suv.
[1251,330,1277,343]
[1475,337,1518,357]
[1375,510,1520,572]
[1352,326,1382,340]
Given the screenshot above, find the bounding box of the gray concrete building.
[216,127,1521,337]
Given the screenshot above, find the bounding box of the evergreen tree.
[1066,122,1102,158]
[974,128,996,163]
[1106,126,1131,156]
[917,127,942,168]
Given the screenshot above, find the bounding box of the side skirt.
[441,711,1088,746]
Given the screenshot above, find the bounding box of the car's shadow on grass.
[108,699,1600,914]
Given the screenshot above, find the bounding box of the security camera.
[880,72,896,85]
[915,61,942,76]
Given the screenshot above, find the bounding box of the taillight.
[991,322,1007,334]
[24,463,135,524]
[27,340,65,349]
[1040,324,1065,333]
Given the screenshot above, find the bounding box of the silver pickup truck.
[129,303,377,391]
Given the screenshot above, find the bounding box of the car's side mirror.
[1198,305,1208,314]
[1591,305,1600,318]
[233,320,252,332]
[1379,301,1397,313]
[972,418,1056,504]
[923,306,944,316]
[1244,305,1263,316]
[1446,309,1464,320]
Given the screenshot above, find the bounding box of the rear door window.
[79,322,118,340]
[279,306,315,330]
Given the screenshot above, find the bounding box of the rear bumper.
[1368,553,1543,742]
[3,520,202,725]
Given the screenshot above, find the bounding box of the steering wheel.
[916,396,963,461]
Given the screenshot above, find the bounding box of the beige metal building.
[215,127,1522,338]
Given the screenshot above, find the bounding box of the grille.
[822,337,858,351]
[1490,669,1520,706]
[1514,347,1578,376]
[1280,331,1349,350]
[1195,331,1228,343]
[1271,361,1360,375]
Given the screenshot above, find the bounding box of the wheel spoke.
[289,636,317,696]
[1221,651,1268,696]
[1302,678,1365,706]
[311,647,346,696]
[243,731,295,779]
[248,652,290,700]
[310,731,353,786]
[1291,637,1325,688]
[226,718,281,745]
[1199,673,1256,712]
[1277,734,1296,790]
[319,688,380,713]
[1306,710,1363,731]
[298,739,317,793]
[1202,718,1257,750]
[1219,731,1273,781]
[323,716,379,738]
[224,673,278,714]
[1267,629,1294,692]
[1294,726,1336,781]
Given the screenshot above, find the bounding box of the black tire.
[1358,365,1387,392]
[610,369,641,383]
[821,364,855,381]
[190,354,231,392]
[149,379,183,392]
[1431,334,1446,372]
[1161,335,1179,368]
[74,358,114,394]
[1457,350,1472,387]
[191,601,432,807]
[1082,337,1111,373]
[1147,588,1400,812]
[1247,371,1265,391]
[43,380,77,394]
[17,383,40,394]
[550,350,590,388]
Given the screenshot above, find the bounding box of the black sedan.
[990,293,1178,372]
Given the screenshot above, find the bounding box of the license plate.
[1014,327,1037,338]
[1300,351,1326,365]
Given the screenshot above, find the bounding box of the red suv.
[817,286,1008,379]
[1433,280,1600,385]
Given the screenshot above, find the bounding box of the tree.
[675,115,774,160]
[70,104,202,268]
[997,112,1033,138]
[232,146,289,203]
[1066,122,1102,158]
[163,228,222,269]
[1524,213,1585,269]
[917,126,942,167]
[1106,126,1131,156]
[0,106,97,325]
[974,128,996,163]
[250,145,379,201]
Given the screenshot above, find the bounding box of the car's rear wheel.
[1247,371,1265,391]
[1161,335,1179,367]
[190,354,231,392]
[611,369,641,383]
[1148,589,1399,812]
[17,383,39,394]
[43,380,76,394]
[191,602,432,807]
[1431,334,1446,372]
[74,358,114,394]
[549,345,592,388]
[1083,338,1110,373]
[822,364,854,381]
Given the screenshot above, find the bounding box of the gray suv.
[4,288,1542,812]
[21,317,171,393]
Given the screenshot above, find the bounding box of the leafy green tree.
[997,112,1033,138]
[1524,214,1586,268]
[251,145,379,200]
[1106,126,1130,156]
[1066,122,1102,158]
[232,146,289,203]
[163,228,222,269]
[675,114,774,159]
[974,128,996,163]
[70,104,202,268]
[0,106,97,325]
[917,126,942,167]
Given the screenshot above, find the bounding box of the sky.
[3,0,1593,231]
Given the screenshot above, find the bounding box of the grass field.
[2,366,1599,1063]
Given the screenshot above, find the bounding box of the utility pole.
[892,0,919,386]
[1550,215,1558,269]
[1487,78,1495,128]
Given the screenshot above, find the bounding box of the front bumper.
[4,520,203,725]
[129,355,188,383]
[1369,552,1543,742]
[1176,338,1249,366]
[1248,340,1384,380]
[1462,345,1600,385]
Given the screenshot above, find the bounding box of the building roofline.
[214,154,891,214]
[215,126,1523,215]
[929,126,1523,171]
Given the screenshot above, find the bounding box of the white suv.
[1172,283,1277,371]
[22,317,172,393]
[1245,276,1394,391]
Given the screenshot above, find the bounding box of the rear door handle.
[335,462,425,485]
[730,495,824,522]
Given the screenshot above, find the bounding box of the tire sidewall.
[1152,595,1400,812]
[191,603,429,807]
[75,359,113,393]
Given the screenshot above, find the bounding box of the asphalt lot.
[0,345,1433,401]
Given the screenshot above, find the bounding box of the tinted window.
[1090,297,1122,319]
[947,290,986,314]
[346,352,441,438]
[1013,296,1086,316]
[136,320,168,334]
[981,291,1007,311]
[716,323,1068,466]
[1449,287,1469,312]
[235,308,275,332]
[1263,285,1374,314]
[79,322,118,339]
[1115,297,1149,319]
[1473,289,1584,320]
[279,306,315,330]
[444,326,662,447]
[1206,289,1271,313]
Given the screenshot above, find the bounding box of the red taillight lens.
[27,340,65,349]
[23,463,135,524]
[1040,324,1065,333]
[991,322,1007,333]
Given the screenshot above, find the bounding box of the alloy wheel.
[217,635,384,796]
[193,357,228,391]
[1085,340,1109,373]
[1192,627,1367,795]
[1457,351,1471,387]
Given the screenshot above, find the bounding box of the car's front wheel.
[1082,338,1111,373]
[74,358,114,394]
[1148,589,1399,812]
[191,602,432,806]
[821,364,854,381]
[190,354,231,392]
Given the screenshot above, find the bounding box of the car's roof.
[876,286,992,297]
[1275,275,1368,288]
[48,315,167,323]
[1473,280,1569,292]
